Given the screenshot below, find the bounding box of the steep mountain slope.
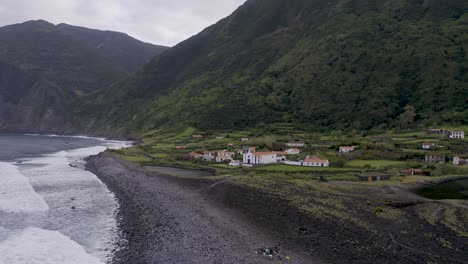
[0,20,167,133]
[0,61,74,132]
[0,20,126,94]
[56,23,168,72]
[82,0,467,135]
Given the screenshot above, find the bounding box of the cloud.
[0,0,247,46]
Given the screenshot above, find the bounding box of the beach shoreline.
[86,152,468,264]
[86,152,319,264]
[0,135,130,264]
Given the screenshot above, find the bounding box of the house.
[284,160,303,166]
[192,134,204,140]
[202,155,214,161]
[188,152,202,159]
[453,157,468,166]
[203,150,214,156]
[399,169,431,176]
[339,146,357,153]
[216,150,235,157]
[216,155,231,162]
[227,143,235,147]
[241,138,249,142]
[216,136,225,139]
[425,154,446,164]
[273,151,288,161]
[286,140,305,147]
[286,148,301,155]
[202,150,215,161]
[422,142,436,149]
[229,160,241,166]
[428,129,449,135]
[356,173,390,182]
[242,148,277,165]
[174,145,184,149]
[448,131,465,139]
[303,157,329,167]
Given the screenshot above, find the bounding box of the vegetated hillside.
[0,20,167,133]
[0,20,126,94]
[0,61,74,132]
[81,0,467,136]
[56,23,168,72]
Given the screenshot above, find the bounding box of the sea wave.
[0,227,103,264]
[0,138,129,264]
[0,162,49,213]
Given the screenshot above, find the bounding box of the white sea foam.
[0,137,130,264]
[0,227,103,264]
[0,162,49,213]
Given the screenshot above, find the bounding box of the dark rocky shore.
[87,153,468,264]
[86,153,318,264]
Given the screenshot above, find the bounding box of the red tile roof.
[253,152,276,157]
[273,151,287,155]
[340,146,356,150]
[304,157,329,163]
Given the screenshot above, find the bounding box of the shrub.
[373,207,384,214]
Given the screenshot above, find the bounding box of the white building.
[453,157,468,165]
[202,150,215,161]
[284,161,303,166]
[449,131,465,139]
[203,150,214,157]
[202,155,214,161]
[339,146,357,153]
[422,142,435,149]
[188,152,202,159]
[303,157,329,167]
[229,160,241,166]
[274,151,288,162]
[216,150,235,157]
[243,148,277,165]
[286,148,301,155]
[216,155,231,162]
[241,138,249,142]
[286,141,305,147]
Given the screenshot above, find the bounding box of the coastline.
[86,152,468,264]
[86,152,320,264]
[0,136,128,264]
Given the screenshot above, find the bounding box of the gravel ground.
[86,153,320,264]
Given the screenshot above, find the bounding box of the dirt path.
[86,154,319,264]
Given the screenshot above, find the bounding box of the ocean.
[0,134,131,264]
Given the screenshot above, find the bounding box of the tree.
[398,105,416,130]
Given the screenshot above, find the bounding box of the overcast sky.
[0,0,247,46]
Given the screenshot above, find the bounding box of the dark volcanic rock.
[86,153,316,264]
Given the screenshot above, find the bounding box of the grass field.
[345,160,406,168]
[150,153,170,158]
[117,154,153,163]
[113,125,467,181]
[391,137,436,142]
[257,164,360,172]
